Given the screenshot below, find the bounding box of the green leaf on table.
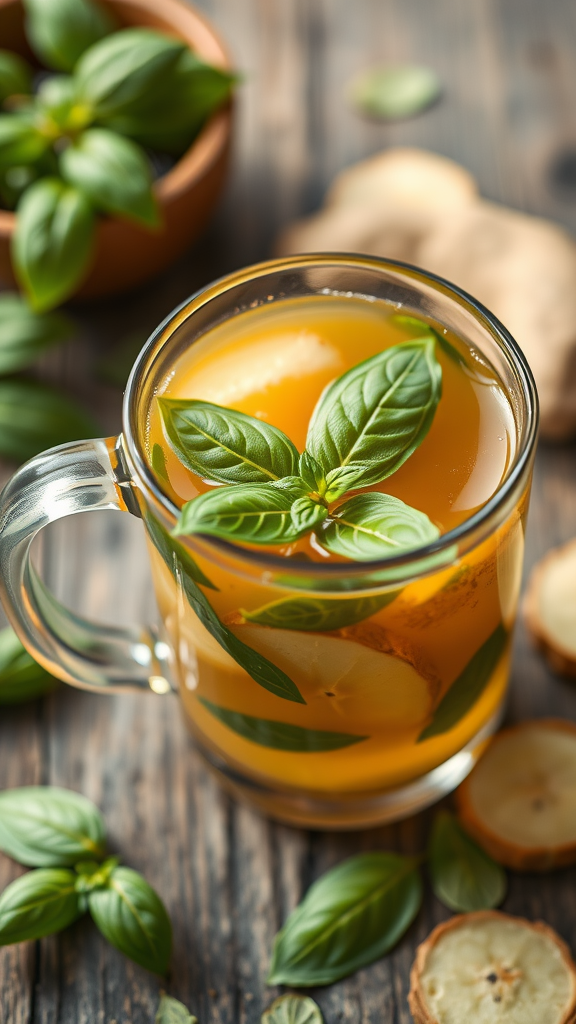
[0,114,48,167]
[199,698,367,751]
[0,293,74,375]
[88,865,172,974]
[268,852,422,986]
[158,398,299,484]
[175,483,308,546]
[262,995,323,1024]
[0,377,98,463]
[306,339,442,499]
[0,785,106,866]
[390,313,467,368]
[0,868,83,944]
[0,50,32,104]
[241,589,399,631]
[12,177,95,312]
[418,623,508,741]
[146,511,305,704]
[428,810,507,912]
[290,495,327,534]
[75,28,186,120]
[24,0,116,73]
[349,65,441,120]
[60,128,159,228]
[0,626,60,704]
[319,492,439,562]
[156,995,197,1024]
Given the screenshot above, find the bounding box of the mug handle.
[0,436,174,695]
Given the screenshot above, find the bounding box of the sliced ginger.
[457,720,576,870]
[409,911,576,1024]
[524,540,576,677]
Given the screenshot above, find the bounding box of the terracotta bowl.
[0,0,233,299]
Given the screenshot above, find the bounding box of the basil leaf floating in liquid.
[156,995,198,1024]
[0,868,83,945]
[267,852,422,986]
[319,492,439,562]
[0,626,60,704]
[60,128,159,228]
[306,338,442,499]
[262,995,324,1024]
[0,785,106,867]
[390,313,467,368]
[23,0,117,73]
[159,398,299,484]
[241,590,400,632]
[144,509,218,591]
[0,50,33,104]
[418,623,508,741]
[429,810,507,913]
[199,699,367,751]
[12,177,95,312]
[87,865,172,974]
[175,483,309,546]
[349,65,441,121]
[0,377,98,462]
[0,293,74,375]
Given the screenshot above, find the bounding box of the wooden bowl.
[0,0,233,299]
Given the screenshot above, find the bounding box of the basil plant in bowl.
[0,0,236,307]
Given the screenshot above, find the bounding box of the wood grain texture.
[2,0,576,1020]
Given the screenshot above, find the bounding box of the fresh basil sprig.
[262,995,323,1024]
[0,786,172,974]
[174,482,311,546]
[429,811,506,912]
[320,492,440,560]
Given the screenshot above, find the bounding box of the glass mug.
[0,256,538,829]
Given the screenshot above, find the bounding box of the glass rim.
[123,253,539,579]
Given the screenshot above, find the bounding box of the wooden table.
[3,0,576,1019]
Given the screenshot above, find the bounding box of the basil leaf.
[306,339,442,498]
[262,995,323,1024]
[298,450,326,494]
[24,0,116,72]
[0,868,82,944]
[75,28,186,120]
[156,995,197,1024]
[418,623,508,741]
[199,698,367,751]
[291,496,327,534]
[88,865,172,974]
[175,483,307,546]
[0,786,106,866]
[241,589,399,631]
[429,811,507,912]
[0,50,32,103]
[0,626,59,704]
[146,511,305,704]
[144,509,218,591]
[151,443,169,484]
[0,114,48,167]
[60,128,158,228]
[390,314,467,368]
[268,852,422,986]
[36,75,92,134]
[0,293,74,374]
[12,177,95,312]
[349,65,441,120]
[158,398,299,484]
[319,492,439,562]
[0,377,98,462]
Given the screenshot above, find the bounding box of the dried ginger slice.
[409,911,576,1024]
[524,540,576,677]
[456,720,576,870]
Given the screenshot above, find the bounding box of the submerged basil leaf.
[306,338,442,499]
[0,868,82,944]
[24,0,116,72]
[60,128,159,228]
[144,510,217,591]
[12,177,95,312]
[262,995,323,1024]
[175,483,307,546]
[418,624,508,741]
[0,50,32,103]
[88,865,172,974]
[0,627,60,704]
[349,65,441,120]
[429,811,507,912]
[319,492,439,561]
[0,786,106,866]
[241,590,399,632]
[268,852,422,986]
[199,698,367,751]
[0,294,74,375]
[0,377,98,462]
[159,398,299,484]
[156,995,198,1024]
[0,114,48,167]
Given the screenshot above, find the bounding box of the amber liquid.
[145,296,524,797]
